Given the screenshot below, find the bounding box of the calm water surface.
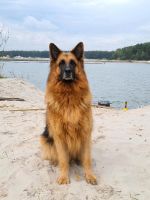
[1,61,150,109]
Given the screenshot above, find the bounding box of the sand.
[0,78,150,200]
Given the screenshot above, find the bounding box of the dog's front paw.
[57,175,70,184]
[85,173,97,185]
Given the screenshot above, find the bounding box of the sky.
[0,0,150,51]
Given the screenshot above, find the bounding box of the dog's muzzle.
[63,68,74,81]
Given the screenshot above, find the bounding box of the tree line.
[0,42,150,60]
[0,50,114,59]
[112,42,150,60]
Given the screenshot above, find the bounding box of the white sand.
[0,78,150,200]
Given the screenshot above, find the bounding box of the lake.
[0,60,150,109]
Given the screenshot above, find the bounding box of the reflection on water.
[1,61,150,109]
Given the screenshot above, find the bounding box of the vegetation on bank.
[113,42,150,60]
[0,50,114,60]
[0,42,150,60]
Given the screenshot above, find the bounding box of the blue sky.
[0,0,150,50]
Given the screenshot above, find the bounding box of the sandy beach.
[0,78,150,200]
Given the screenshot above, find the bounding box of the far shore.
[0,57,150,64]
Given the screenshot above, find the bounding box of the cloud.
[138,24,150,32]
[0,0,150,50]
[23,16,58,32]
[106,0,130,5]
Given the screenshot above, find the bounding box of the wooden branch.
[9,108,45,111]
[0,97,25,101]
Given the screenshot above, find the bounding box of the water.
[1,61,150,109]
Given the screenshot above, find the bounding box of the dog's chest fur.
[47,92,91,156]
[48,91,89,124]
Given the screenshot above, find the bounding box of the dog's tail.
[40,126,58,164]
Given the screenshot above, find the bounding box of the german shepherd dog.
[40,42,97,185]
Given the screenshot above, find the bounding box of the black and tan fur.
[40,42,97,185]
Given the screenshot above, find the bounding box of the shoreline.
[0,77,149,110]
[0,57,150,64]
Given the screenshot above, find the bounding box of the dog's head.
[49,42,84,82]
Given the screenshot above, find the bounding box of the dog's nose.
[65,68,71,74]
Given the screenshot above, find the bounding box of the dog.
[40,42,97,185]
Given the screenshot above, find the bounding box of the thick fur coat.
[40,42,97,185]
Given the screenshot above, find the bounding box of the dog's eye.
[59,59,65,66]
[70,59,76,67]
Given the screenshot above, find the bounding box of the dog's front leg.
[81,138,97,185]
[54,136,70,184]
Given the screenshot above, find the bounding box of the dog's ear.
[49,43,61,60]
[71,42,84,60]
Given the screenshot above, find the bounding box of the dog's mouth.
[62,72,74,81]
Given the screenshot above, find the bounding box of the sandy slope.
[0,78,150,200]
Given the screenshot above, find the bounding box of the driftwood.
[9,108,45,112]
[0,97,25,101]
